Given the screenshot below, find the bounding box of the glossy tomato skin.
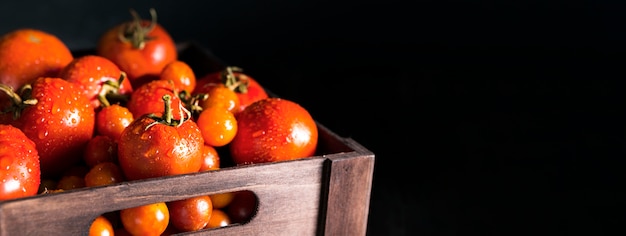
[97,18,177,89]
[59,55,133,108]
[12,77,95,178]
[167,195,213,232]
[127,79,184,120]
[229,98,318,165]
[0,28,73,92]
[194,69,268,114]
[120,202,170,236]
[0,124,41,200]
[117,114,204,180]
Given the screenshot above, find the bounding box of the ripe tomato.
[95,103,134,141]
[198,84,240,114]
[120,202,170,236]
[0,77,95,178]
[56,175,86,191]
[196,106,238,147]
[84,162,125,187]
[199,144,220,171]
[0,28,73,92]
[59,55,133,109]
[209,192,235,209]
[118,94,204,180]
[229,98,318,165]
[89,215,114,236]
[126,79,185,120]
[0,124,41,200]
[167,195,213,232]
[205,208,231,229]
[194,66,268,114]
[226,190,257,224]
[83,135,118,167]
[160,60,196,93]
[97,8,177,89]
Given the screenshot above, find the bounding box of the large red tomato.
[117,94,204,180]
[0,124,41,200]
[0,77,95,178]
[229,98,318,165]
[96,8,177,89]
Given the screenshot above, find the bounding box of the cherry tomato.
[120,202,170,236]
[84,162,125,187]
[59,55,133,109]
[95,103,134,141]
[0,77,95,178]
[97,8,177,89]
[167,195,213,232]
[199,144,220,171]
[198,83,240,114]
[205,208,231,229]
[196,106,237,147]
[89,215,114,236]
[118,95,204,180]
[0,124,41,200]
[229,98,318,165]
[209,192,235,209]
[160,60,196,93]
[83,135,118,168]
[56,175,85,191]
[194,66,268,113]
[226,190,258,224]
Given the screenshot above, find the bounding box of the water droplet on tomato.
[252,130,265,138]
[38,130,48,139]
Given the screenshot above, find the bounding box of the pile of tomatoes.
[0,8,319,235]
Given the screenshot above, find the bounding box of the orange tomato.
[120,202,170,236]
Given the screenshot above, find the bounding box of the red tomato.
[84,162,125,187]
[226,190,257,224]
[83,135,118,167]
[0,77,95,178]
[59,55,133,109]
[0,124,41,200]
[199,144,220,171]
[194,66,268,113]
[95,103,134,141]
[120,202,170,236]
[126,79,185,120]
[167,195,213,232]
[196,106,238,147]
[160,60,196,93]
[117,94,204,180]
[96,8,177,89]
[89,215,114,236]
[229,98,318,165]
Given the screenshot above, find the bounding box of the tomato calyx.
[118,8,157,50]
[179,90,207,118]
[221,66,249,94]
[0,83,37,120]
[146,94,191,129]
[98,71,130,107]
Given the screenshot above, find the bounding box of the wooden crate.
[0,42,375,236]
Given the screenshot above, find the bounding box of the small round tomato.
[83,135,118,167]
[229,98,318,165]
[95,103,134,141]
[56,175,86,191]
[226,190,257,224]
[167,195,213,232]
[160,60,196,93]
[198,84,240,114]
[194,66,268,113]
[0,124,41,200]
[196,106,237,147]
[199,144,220,171]
[120,202,170,236]
[84,162,125,187]
[89,215,114,236]
[118,95,204,180]
[209,192,235,209]
[97,8,177,89]
[205,208,231,229]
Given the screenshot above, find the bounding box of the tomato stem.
[118,8,157,49]
[0,84,37,120]
[222,66,249,93]
[146,94,192,130]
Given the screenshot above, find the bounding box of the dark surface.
[2,1,626,235]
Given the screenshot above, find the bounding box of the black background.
[2,1,626,235]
